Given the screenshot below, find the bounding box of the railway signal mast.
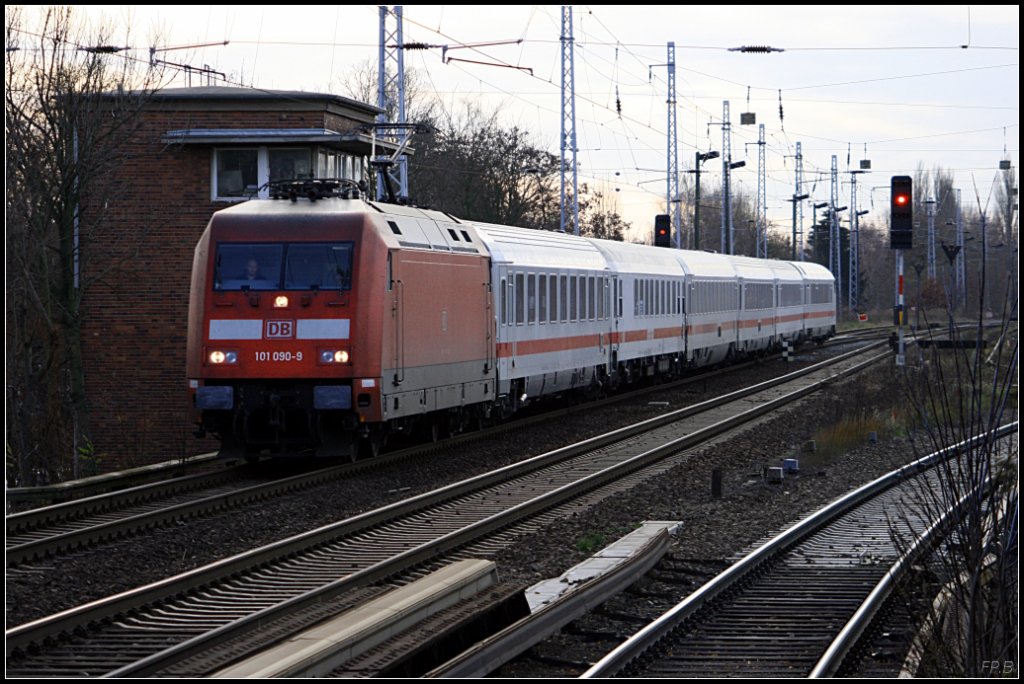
[649,43,682,247]
[890,175,913,366]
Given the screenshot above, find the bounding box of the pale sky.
[20,5,1020,241]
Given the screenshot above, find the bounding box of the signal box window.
[215,149,258,198]
[270,149,313,182]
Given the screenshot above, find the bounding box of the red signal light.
[890,175,913,249]
[654,213,671,247]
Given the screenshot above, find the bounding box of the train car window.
[213,243,282,291]
[500,278,507,326]
[607,277,612,319]
[745,283,772,310]
[538,275,548,324]
[515,273,525,325]
[507,279,515,326]
[549,275,558,324]
[577,275,586,322]
[528,274,537,324]
[588,276,596,321]
[570,276,578,322]
[559,275,567,323]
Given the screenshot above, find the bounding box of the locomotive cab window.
[213,242,354,292]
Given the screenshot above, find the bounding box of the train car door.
[678,277,687,360]
[609,275,621,372]
[495,265,517,397]
[390,251,405,386]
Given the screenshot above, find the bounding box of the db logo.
[265,320,295,339]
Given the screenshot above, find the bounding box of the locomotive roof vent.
[268,178,366,202]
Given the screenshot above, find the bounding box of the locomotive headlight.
[319,349,350,364]
[209,350,239,364]
[274,296,289,308]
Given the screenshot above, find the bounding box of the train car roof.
[730,255,805,282]
[210,197,370,219]
[789,260,835,282]
[675,250,739,279]
[588,238,687,277]
[728,255,780,280]
[471,223,609,271]
[769,261,808,282]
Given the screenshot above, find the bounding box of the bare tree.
[5,6,165,484]
[336,57,439,128]
[886,292,1017,676]
[576,183,630,241]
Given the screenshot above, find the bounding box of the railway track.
[5,341,887,677]
[5,335,877,569]
[580,423,1019,678]
[5,462,317,565]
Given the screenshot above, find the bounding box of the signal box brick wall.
[80,90,376,471]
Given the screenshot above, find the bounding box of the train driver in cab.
[241,258,266,281]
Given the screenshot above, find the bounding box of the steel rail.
[581,421,1019,678]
